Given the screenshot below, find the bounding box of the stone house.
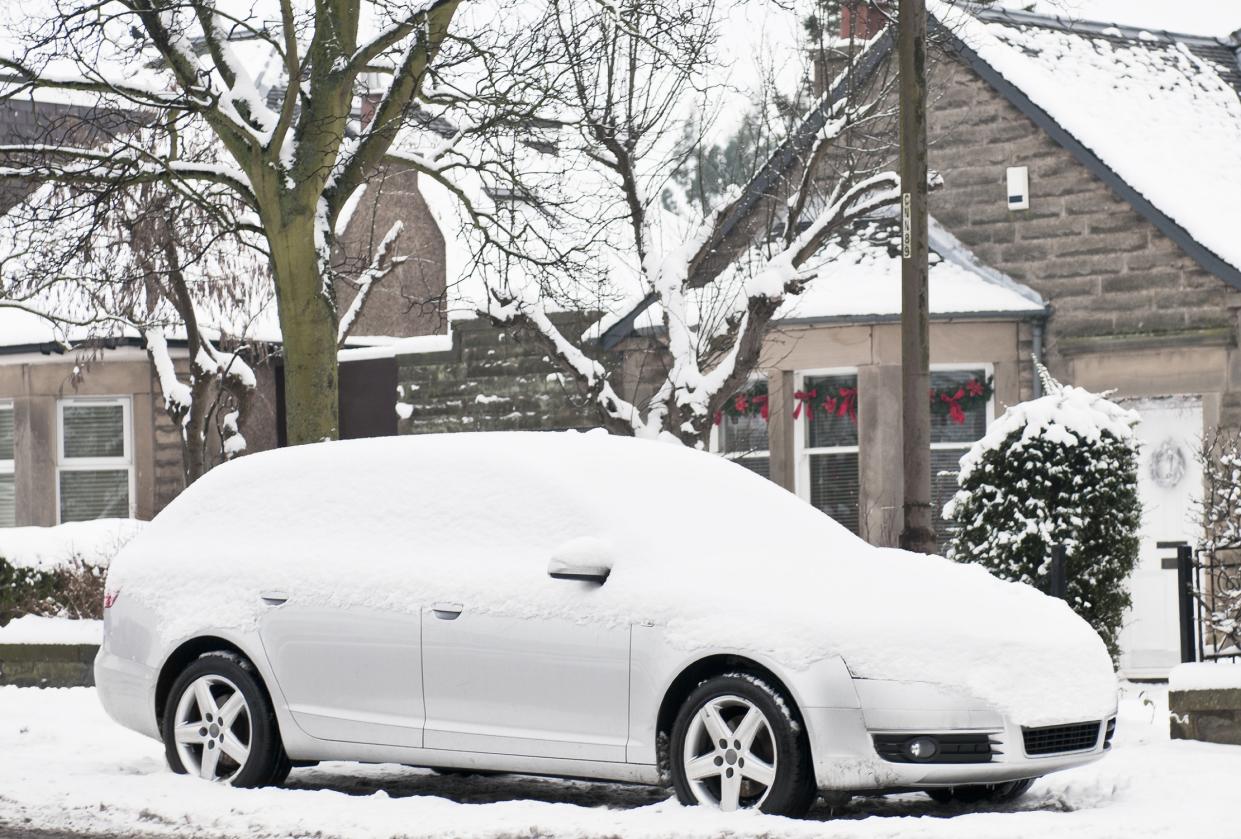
[0,90,445,528]
[394,5,1241,677]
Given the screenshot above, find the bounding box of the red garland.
[792,389,818,420]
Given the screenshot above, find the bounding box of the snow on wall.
[932,2,1241,275]
[110,432,1117,726]
[0,519,146,570]
[1169,662,1241,692]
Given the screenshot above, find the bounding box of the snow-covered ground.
[0,682,1230,838]
[0,615,101,645]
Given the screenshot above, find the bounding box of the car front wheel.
[670,673,816,817]
[162,652,286,787]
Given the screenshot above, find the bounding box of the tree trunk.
[898,0,935,554]
[269,219,340,445]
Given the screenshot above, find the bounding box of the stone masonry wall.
[396,316,669,435]
[926,57,1241,388]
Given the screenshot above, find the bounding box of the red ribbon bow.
[793,389,818,420]
[941,387,967,424]
[752,394,769,420]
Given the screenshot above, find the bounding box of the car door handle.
[432,602,463,620]
[260,591,289,606]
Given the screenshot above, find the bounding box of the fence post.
[1159,541,1197,664]
[1049,544,1067,599]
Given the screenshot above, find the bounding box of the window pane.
[0,407,13,461]
[930,370,988,445]
[720,413,768,455]
[932,448,967,555]
[59,470,129,522]
[804,374,859,449]
[809,451,859,534]
[731,456,770,481]
[63,404,125,459]
[0,474,13,527]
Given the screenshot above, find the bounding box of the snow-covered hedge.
[0,520,144,625]
[943,371,1141,661]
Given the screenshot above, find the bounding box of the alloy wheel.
[681,694,778,811]
[172,674,253,782]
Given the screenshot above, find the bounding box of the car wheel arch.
[154,636,276,733]
[655,654,806,776]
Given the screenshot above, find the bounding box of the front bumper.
[803,679,1115,792]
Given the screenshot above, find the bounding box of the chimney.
[840,1,890,42]
[359,93,384,132]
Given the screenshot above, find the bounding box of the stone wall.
[0,644,97,688]
[925,57,1241,402]
[1170,688,1241,746]
[396,315,669,436]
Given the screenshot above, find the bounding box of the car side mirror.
[548,537,614,585]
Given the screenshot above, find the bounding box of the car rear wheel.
[927,778,1035,805]
[162,652,286,787]
[670,673,816,817]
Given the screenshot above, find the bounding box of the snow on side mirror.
[548,537,614,585]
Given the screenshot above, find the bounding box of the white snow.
[392,333,454,354]
[778,217,1046,321]
[931,1,1241,275]
[991,0,1240,38]
[0,519,145,571]
[0,682,1232,837]
[111,432,1114,726]
[955,384,1139,484]
[0,615,102,645]
[1169,661,1241,692]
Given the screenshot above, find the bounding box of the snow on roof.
[776,215,1046,322]
[932,2,1241,278]
[990,0,1240,39]
[112,431,1117,725]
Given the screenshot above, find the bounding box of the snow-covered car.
[96,432,1117,816]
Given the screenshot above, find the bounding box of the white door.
[1118,395,1202,679]
[421,604,631,762]
[258,603,424,747]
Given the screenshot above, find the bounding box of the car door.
[421,597,631,762]
[258,597,425,748]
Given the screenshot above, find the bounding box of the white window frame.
[708,374,770,472]
[0,401,14,527]
[56,396,135,523]
[928,362,996,455]
[929,363,996,549]
[793,367,861,525]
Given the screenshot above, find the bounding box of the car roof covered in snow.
[111,431,1116,726]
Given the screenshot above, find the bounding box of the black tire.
[161,651,287,787]
[927,778,1035,805]
[670,673,816,818]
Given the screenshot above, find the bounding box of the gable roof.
[775,214,1046,325]
[597,28,898,349]
[930,2,1241,289]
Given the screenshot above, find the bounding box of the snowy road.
[0,683,1233,839]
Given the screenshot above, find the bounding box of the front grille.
[1022,721,1101,756]
[872,732,997,764]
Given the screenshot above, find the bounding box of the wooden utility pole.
[898,0,935,554]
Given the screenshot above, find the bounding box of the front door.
[1118,395,1203,679]
[421,603,631,762]
[258,602,424,747]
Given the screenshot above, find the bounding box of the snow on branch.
[337,220,408,346]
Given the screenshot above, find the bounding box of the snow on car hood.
[110,431,1116,726]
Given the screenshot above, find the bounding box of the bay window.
[712,378,770,479]
[930,367,993,554]
[796,370,860,535]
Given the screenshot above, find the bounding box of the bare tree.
[445,0,904,446]
[0,118,271,483]
[0,0,473,444]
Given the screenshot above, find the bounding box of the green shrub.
[944,372,1142,662]
[0,554,107,625]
